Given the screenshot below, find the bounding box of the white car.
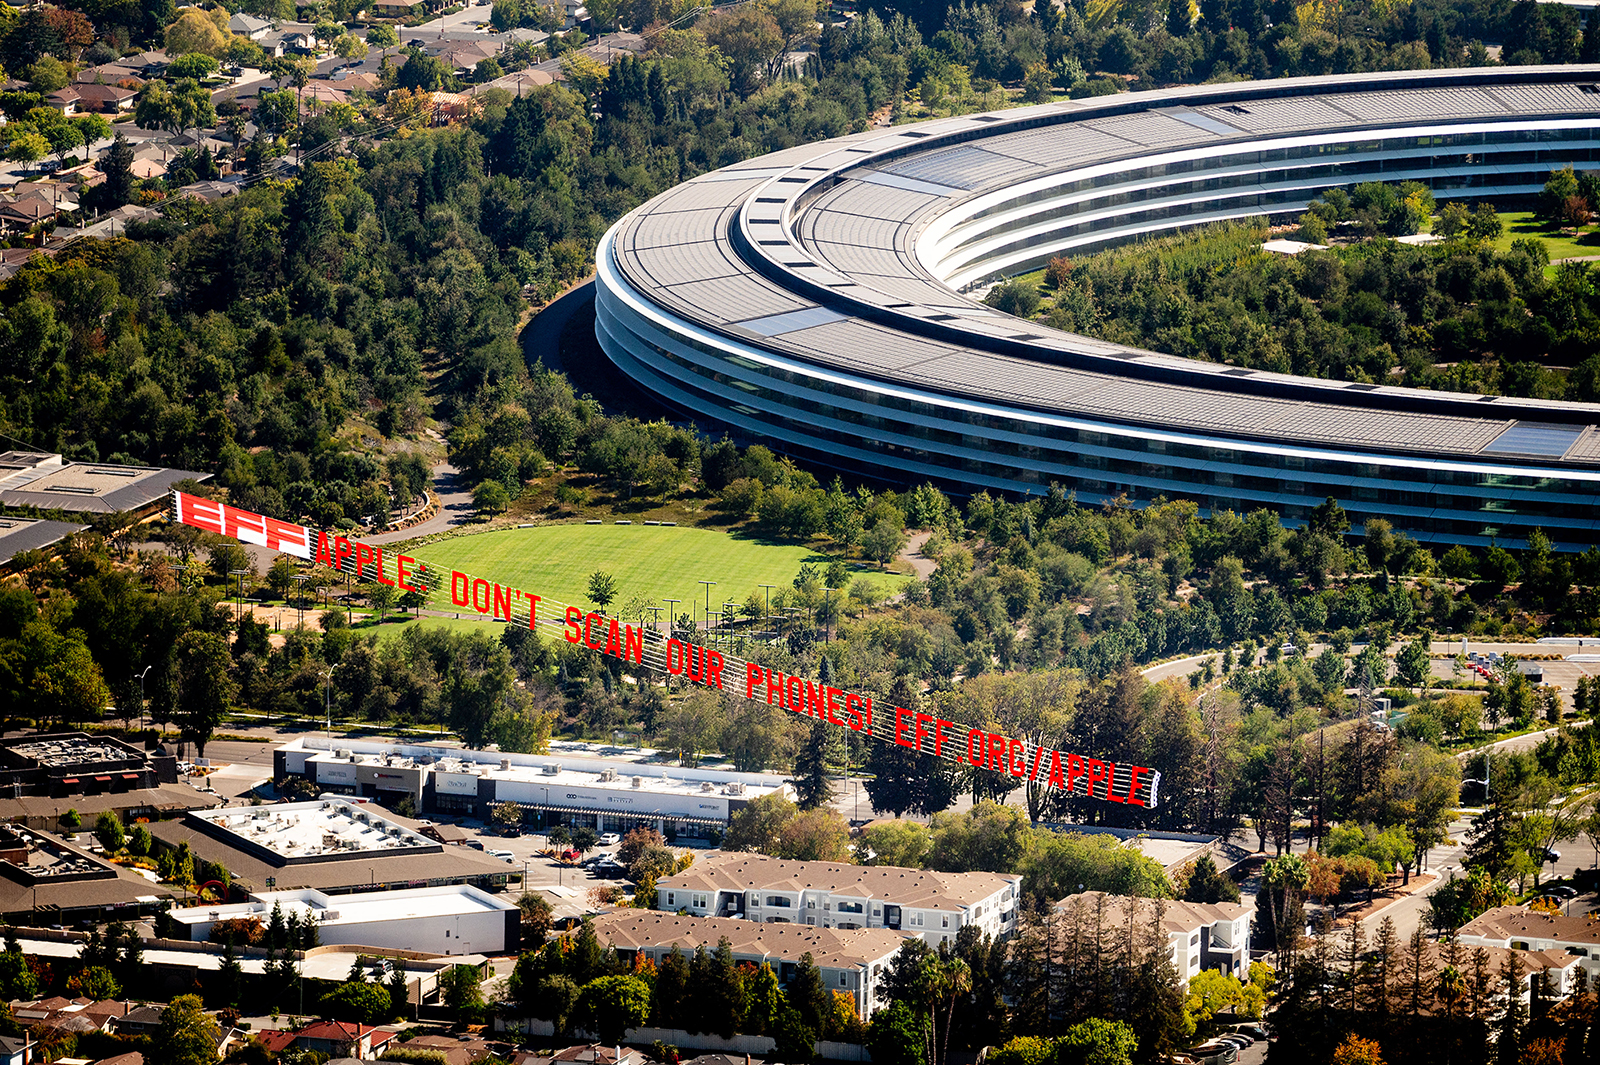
[488,849,516,862]
[599,832,621,846]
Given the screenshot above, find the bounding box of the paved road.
[366,459,475,545]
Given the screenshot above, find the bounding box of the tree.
[1396,634,1432,695]
[587,570,618,609]
[153,995,221,1065]
[864,736,958,818]
[1182,854,1241,904]
[793,717,834,809]
[441,964,484,1020]
[320,979,393,1024]
[69,965,120,1000]
[473,479,510,517]
[725,791,799,853]
[858,820,931,867]
[866,999,927,1065]
[775,806,852,862]
[575,974,650,1043]
[168,52,221,80]
[26,57,70,92]
[135,80,216,140]
[172,631,235,757]
[6,129,47,168]
[88,130,137,209]
[94,810,125,853]
[1332,1035,1385,1065]
[864,517,908,568]
[165,9,230,56]
[368,23,400,50]
[518,891,554,942]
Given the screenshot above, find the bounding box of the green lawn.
[403,523,900,620]
[1490,210,1600,263]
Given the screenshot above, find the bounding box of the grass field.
[1490,210,1600,263]
[405,524,901,621]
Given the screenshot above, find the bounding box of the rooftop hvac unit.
[599,768,618,782]
[701,781,715,792]
[632,776,642,788]
[335,749,352,759]
[725,782,746,796]
[501,758,511,771]
[321,910,340,922]
[543,763,561,775]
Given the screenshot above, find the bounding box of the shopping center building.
[596,66,1600,549]
[274,737,794,839]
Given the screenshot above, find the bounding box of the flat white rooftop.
[190,799,433,858]
[286,737,792,800]
[165,884,516,929]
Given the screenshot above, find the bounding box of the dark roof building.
[0,516,86,565]
[0,453,210,514]
[0,828,173,925]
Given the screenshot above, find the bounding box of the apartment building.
[1056,891,1254,981]
[1459,906,1600,983]
[654,852,1020,946]
[591,910,907,1017]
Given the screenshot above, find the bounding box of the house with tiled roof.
[255,1021,394,1061]
[1458,905,1600,980]
[45,88,79,113]
[73,83,137,113]
[590,909,907,1016]
[1056,891,1255,981]
[654,851,1020,946]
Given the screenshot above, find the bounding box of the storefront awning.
[60,778,79,785]
[94,776,112,782]
[122,774,139,780]
[506,800,724,827]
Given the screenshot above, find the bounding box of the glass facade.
[596,99,1600,551]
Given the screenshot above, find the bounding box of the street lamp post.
[137,665,152,731]
[759,584,777,643]
[698,580,716,633]
[292,574,310,629]
[229,568,248,624]
[662,599,682,638]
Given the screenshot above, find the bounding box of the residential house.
[258,1022,395,1061]
[0,1035,33,1065]
[111,1005,165,1036]
[394,1034,501,1065]
[372,0,428,15]
[173,180,239,203]
[73,83,138,113]
[511,1048,648,1065]
[1055,891,1255,981]
[46,88,80,114]
[228,12,273,39]
[120,52,171,75]
[75,66,144,88]
[654,851,1021,947]
[592,909,910,1017]
[0,195,61,233]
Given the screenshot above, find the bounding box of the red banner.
[172,491,1161,807]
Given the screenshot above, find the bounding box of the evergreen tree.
[1499,951,1526,1065]
[215,937,243,1008]
[795,718,833,809]
[101,132,135,208]
[651,945,690,1028]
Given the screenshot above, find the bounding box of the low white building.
[275,737,794,841]
[590,910,907,1017]
[164,884,520,956]
[655,852,1020,946]
[1056,891,1253,981]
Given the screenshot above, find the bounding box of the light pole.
[137,664,152,731]
[229,568,248,624]
[760,584,777,642]
[319,668,334,748]
[662,598,682,639]
[698,580,716,633]
[292,574,310,629]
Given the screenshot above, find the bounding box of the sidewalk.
[1328,872,1437,928]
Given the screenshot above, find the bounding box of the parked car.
[599,832,620,846]
[1231,1024,1269,1040]
[464,839,486,851]
[487,849,515,862]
